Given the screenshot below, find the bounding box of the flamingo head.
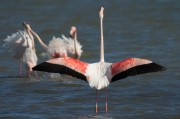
[23,22,31,30]
[23,22,34,41]
[70,26,76,38]
[99,7,104,19]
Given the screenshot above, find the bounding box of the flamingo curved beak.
[23,22,31,30]
[70,30,74,38]
[70,26,76,38]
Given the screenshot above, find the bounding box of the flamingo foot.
[95,89,98,114]
[105,87,108,114]
[95,102,98,114]
[105,102,108,114]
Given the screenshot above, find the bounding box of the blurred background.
[0,0,180,119]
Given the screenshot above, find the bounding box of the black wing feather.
[111,62,166,82]
[32,62,87,82]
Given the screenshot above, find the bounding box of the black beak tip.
[22,22,29,26]
[70,35,73,38]
[22,22,25,26]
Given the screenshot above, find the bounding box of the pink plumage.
[33,57,165,89]
[48,57,88,74]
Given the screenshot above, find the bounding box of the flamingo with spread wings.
[23,23,82,60]
[32,7,166,113]
[3,23,38,78]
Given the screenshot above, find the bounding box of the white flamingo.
[32,7,166,113]
[3,22,38,78]
[23,23,82,60]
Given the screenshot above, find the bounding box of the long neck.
[29,29,48,50]
[26,30,35,49]
[25,30,30,48]
[100,17,104,62]
[74,31,80,59]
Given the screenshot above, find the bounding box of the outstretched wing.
[110,58,166,82]
[32,57,88,81]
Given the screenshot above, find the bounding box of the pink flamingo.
[23,23,82,60]
[3,22,38,78]
[32,7,166,113]
[24,23,82,78]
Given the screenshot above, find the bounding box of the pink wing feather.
[47,57,88,73]
[32,57,88,81]
[110,58,166,82]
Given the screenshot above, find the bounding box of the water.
[0,0,180,118]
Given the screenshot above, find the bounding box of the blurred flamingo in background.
[23,23,83,60]
[3,22,38,78]
[32,7,166,113]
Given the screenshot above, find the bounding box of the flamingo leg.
[105,87,108,114]
[19,60,22,77]
[27,68,30,78]
[34,71,38,78]
[95,89,98,113]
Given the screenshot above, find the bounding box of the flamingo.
[23,22,83,60]
[3,22,38,78]
[32,7,166,113]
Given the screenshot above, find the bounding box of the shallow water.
[0,0,180,119]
